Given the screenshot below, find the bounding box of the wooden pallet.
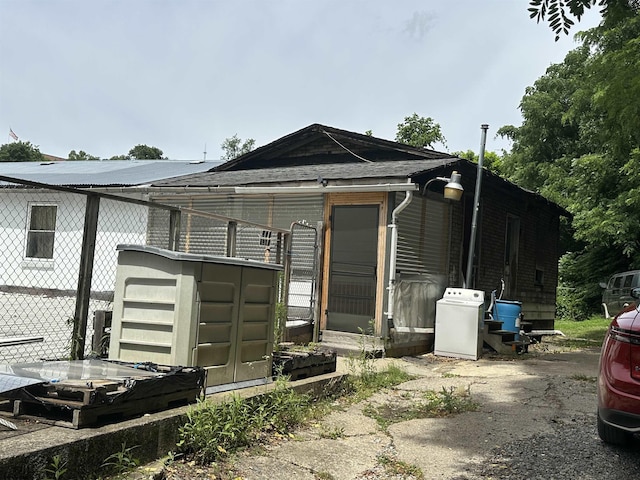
[10,387,200,429]
[4,362,204,429]
[273,348,337,381]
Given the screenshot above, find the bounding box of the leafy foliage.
[528,0,639,40]
[221,134,255,160]
[0,141,44,162]
[177,376,309,464]
[68,149,99,160]
[128,144,166,159]
[395,113,446,149]
[452,149,504,175]
[502,12,640,315]
[100,442,140,476]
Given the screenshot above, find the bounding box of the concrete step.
[319,330,384,358]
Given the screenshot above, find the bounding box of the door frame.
[320,192,388,336]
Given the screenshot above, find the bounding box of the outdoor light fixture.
[443,171,464,201]
[422,171,464,201]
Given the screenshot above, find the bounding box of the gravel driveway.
[158,345,640,480]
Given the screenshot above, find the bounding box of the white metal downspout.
[387,183,414,330]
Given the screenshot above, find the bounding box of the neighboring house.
[0,160,218,295]
[149,124,567,356]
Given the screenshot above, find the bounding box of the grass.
[555,315,610,340]
[175,358,414,466]
[547,315,610,349]
[363,385,478,430]
[377,455,424,479]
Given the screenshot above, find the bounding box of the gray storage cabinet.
[108,245,282,387]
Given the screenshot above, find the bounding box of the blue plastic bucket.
[494,299,522,338]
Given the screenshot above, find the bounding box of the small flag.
[9,128,18,141]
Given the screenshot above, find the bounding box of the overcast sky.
[0,1,601,160]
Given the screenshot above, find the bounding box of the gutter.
[386,180,415,331]
[92,183,419,195]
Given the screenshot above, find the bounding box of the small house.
[150,124,566,356]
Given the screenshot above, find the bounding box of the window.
[26,205,57,259]
[259,230,272,246]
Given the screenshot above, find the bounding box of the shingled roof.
[213,123,456,171]
[153,158,465,187]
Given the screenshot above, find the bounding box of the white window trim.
[22,202,58,268]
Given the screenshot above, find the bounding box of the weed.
[421,386,478,416]
[274,300,288,349]
[345,363,414,403]
[346,323,379,383]
[101,442,139,476]
[177,375,311,464]
[316,472,336,480]
[442,372,460,378]
[364,385,478,430]
[571,374,597,383]
[318,424,345,439]
[43,455,67,480]
[377,454,424,479]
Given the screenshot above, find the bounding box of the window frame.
[24,203,58,262]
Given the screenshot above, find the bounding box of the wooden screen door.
[326,205,379,333]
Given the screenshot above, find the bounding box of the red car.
[597,286,640,445]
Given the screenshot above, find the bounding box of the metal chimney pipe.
[464,124,489,288]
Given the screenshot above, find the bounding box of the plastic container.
[108,245,282,387]
[493,299,522,338]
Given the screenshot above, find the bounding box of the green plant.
[377,455,424,479]
[177,375,311,464]
[346,322,378,383]
[345,362,414,403]
[318,424,345,440]
[100,442,140,476]
[43,455,67,480]
[274,300,288,350]
[316,472,336,480]
[364,385,479,430]
[421,386,478,416]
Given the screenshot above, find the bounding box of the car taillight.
[610,326,640,380]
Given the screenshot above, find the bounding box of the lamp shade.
[443,171,463,201]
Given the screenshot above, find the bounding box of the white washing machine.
[434,288,485,360]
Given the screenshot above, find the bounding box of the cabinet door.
[196,263,242,387]
[234,267,277,382]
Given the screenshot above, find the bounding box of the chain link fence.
[0,183,290,365]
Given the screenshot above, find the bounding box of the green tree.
[528,0,639,40]
[0,141,45,162]
[500,12,640,315]
[128,145,166,160]
[109,154,131,160]
[395,113,446,149]
[68,149,99,160]
[453,149,504,175]
[221,135,256,160]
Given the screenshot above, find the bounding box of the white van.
[601,270,640,318]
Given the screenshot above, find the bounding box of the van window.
[623,275,633,288]
[613,276,622,291]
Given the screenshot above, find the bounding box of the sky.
[0,0,602,160]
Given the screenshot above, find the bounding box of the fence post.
[71,194,100,360]
[169,209,181,251]
[226,221,237,256]
[312,221,324,342]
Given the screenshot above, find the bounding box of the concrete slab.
[0,347,604,480]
